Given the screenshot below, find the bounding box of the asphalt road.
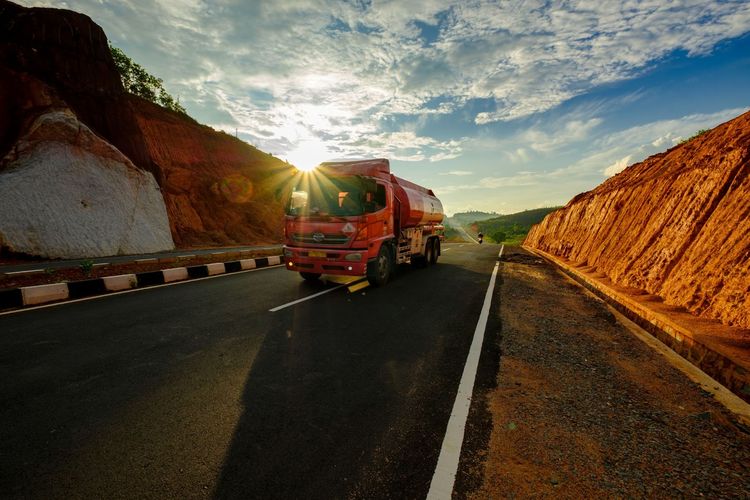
[0,242,502,499]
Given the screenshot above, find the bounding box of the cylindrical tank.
[392,175,444,228]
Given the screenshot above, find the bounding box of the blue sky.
[22,0,750,215]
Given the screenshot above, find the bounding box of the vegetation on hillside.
[443,225,464,242]
[450,210,500,225]
[679,129,709,144]
[476,207,561,244]
[109,43,187,115]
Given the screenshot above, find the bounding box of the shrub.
[679,129,709,144]
[80,259,94,276]
[109,43,187,115]
[492,231,507,243]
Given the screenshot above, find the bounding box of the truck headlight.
[344,253,362,262]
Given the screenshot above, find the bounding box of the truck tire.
[367,244,391,286]
[425,239,435,266]
[299,272,321,281]
[429,238,439,265]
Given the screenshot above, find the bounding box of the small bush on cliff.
[679,129,709,144]
[109,44,187,115]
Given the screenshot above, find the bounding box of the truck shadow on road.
[212,256,503,499]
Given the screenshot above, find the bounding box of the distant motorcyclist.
[477,232,484,244]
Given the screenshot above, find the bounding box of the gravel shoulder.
[470,246,750,498]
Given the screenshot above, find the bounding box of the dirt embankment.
[0,0,294,251]
[130,97,293,247]
[525,111,750,329]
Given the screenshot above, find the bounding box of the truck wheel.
[429,238,439,265]
[367,245,391,286]
[300,272,321,281]
[425,239,435,266]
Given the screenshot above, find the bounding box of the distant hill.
[476,207,562,243]
[449,210,500,225]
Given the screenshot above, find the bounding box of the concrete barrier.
[162,268,189,283]
[103,274,137,292]
[21,283,69,305]
[206,263,225,276]
[240,259,257,270]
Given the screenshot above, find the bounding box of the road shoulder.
[470,247,750,498]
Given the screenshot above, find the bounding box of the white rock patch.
[0,109,174,258]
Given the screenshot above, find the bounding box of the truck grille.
[292,233,350,245]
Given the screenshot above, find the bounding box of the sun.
[296,163,319,172]
[286,139,330,172]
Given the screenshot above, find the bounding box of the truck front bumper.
[283,246,368,276]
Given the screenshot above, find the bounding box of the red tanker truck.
[283,158,444,286]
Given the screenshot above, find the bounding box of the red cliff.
[130,96,293,247]
[0,0,294,251]
[525,111,750,329]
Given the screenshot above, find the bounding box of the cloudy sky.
[22,0,750,215]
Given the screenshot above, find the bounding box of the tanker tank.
[392,175,444,228]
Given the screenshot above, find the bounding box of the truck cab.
[283,159,443,286]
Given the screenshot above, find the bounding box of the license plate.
[309,250,326,258]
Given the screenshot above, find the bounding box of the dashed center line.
[269,284,347,312]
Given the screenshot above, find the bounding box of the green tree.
[492,231,506,243]
[109,44,187,115]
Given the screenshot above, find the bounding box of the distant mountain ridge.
[476,207,561,243]
[449,211,500,225]
[445,207,560,243]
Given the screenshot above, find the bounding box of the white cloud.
[603,155,632,177]
[556,107,749,179]
[506,148,530,164]
[440,170,473,176]
[524,118,603,152]
[17,0,750,164]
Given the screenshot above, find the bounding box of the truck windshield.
[287,176,365,216]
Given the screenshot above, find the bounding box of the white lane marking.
[269,284,347,312]
[0,265,285,317]
[427,244,504,500]
[4,269,45,275]
[442,248,451,252]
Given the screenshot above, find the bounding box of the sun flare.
[296,163,319,172]
[287,139,330,173]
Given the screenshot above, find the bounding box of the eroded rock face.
[0,0,159,182]
[131,96,293,247]
[1,0,294,249]
[0,109,174,258]
[525,111,750,329]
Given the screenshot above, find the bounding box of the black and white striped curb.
[0,256,283,310]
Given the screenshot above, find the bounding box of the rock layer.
[525,111,750,329]
[0,0,294,251]
[131,97,292,247]
[0,109,174,258]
